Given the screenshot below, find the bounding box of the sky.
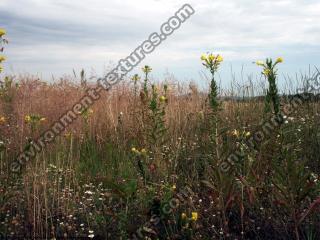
[0,0,319,91]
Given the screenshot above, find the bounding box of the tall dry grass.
[0,71,319,239]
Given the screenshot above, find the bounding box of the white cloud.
[1,0,319,82]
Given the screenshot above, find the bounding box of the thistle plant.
[256,57,283,115]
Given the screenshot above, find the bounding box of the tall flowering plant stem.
[201,53,223,112]
[142,65,152,98]
[201,53,224,161]
[256,57,283,115]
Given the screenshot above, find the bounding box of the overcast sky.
[0,0,319,89]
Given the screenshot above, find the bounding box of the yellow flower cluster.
[181,212,198,221]
[201,53,223,63]
[131,74,140,82]
[0,56,5,73]
[24,114,46,124]
[24,115,31,123]
[131,147,147,155]
[0,28,6,37]
[159,95,166,103]
[232,129,251,138]
[191,212,198,221]
[256,60,265,67]
[0,28,7,73]
[0,116,6,124]
[276,57,284,64]
[201,53,224,71]
[142,65,152,74]
[263,69,271,76]
[256,57,283,67]
[256,57,284,77]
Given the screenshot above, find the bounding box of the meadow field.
[1,29,320,239]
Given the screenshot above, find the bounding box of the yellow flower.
[232,129,239,137]
[245,131,251,137]
[131,147,140,154]
[216,55,223,62]
[140,148,147,155]
[181,213,187,219]
[25,115,31,123]
[200,54,207,61]
[191,212,198,221]
[132,74,140,82]
[142,65,152,73]
[198,111,204,120]
[0,116,6,124]
[276,57,283,64]
[256,60,264,66]
[0,56,6,63]
[0,65,3,73]
[172,184,176,190]
[263,69,271,76]
[0,28,6,37]
[208,54,215,62]
[159,96,166,102]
